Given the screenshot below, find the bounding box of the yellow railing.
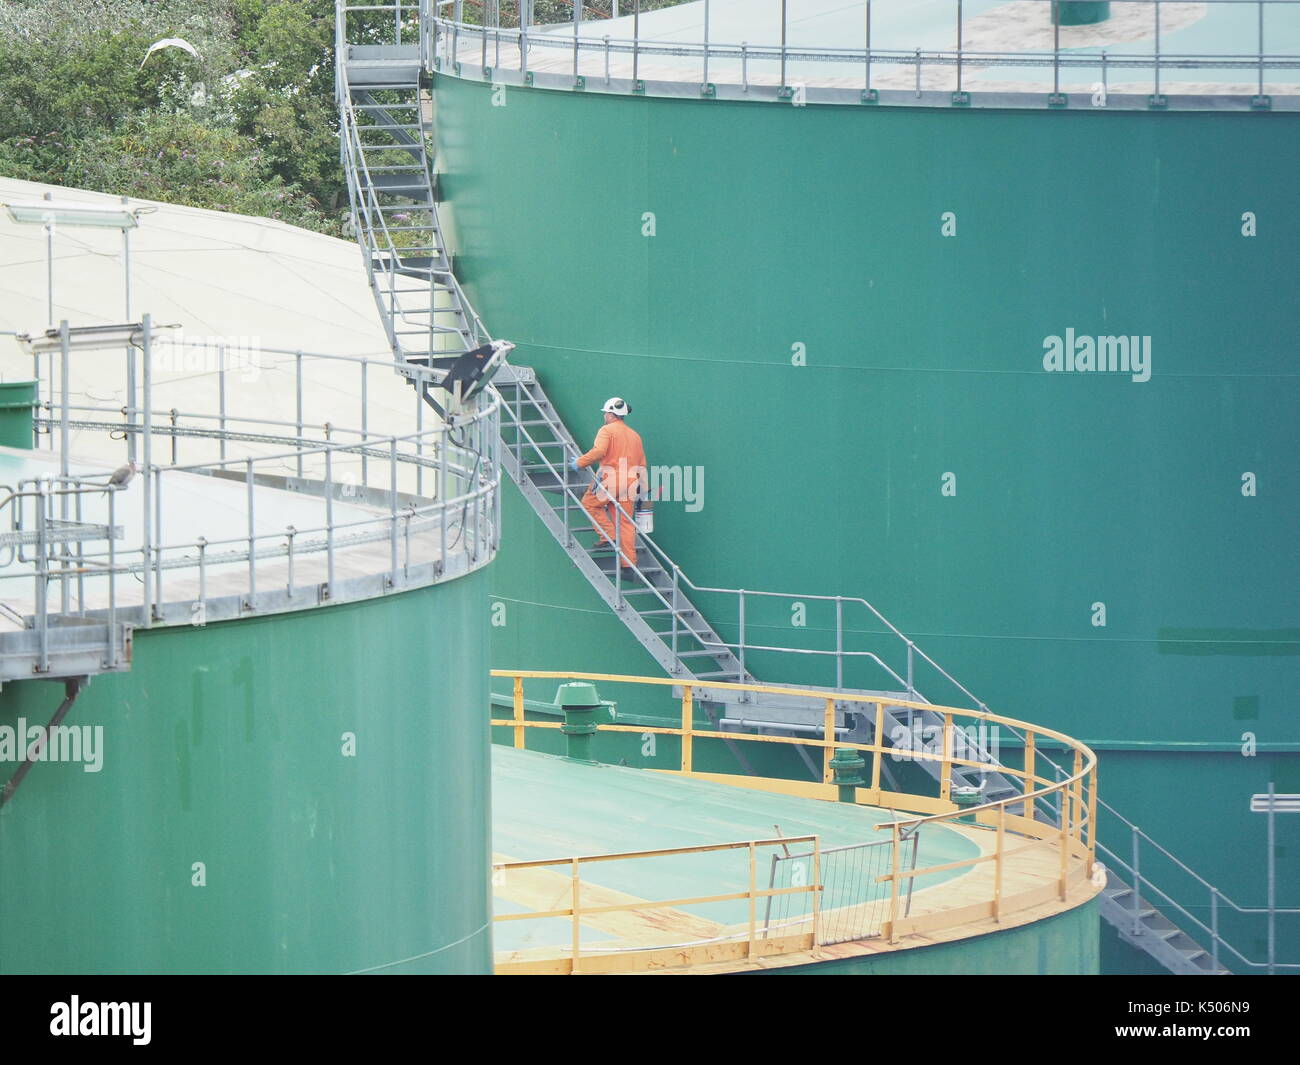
[490,670,1100,973]
[493,836,821,975]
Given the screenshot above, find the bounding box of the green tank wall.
[770,898,1099,975]
[0,569,493,975]
[437,75,1300,971]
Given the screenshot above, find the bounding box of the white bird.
[140,38,201,69]
[105,461,139,491]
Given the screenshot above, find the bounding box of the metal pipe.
[1131,825,1142,936]
[390,436,399,580]
[285,527,295,595]
[864,1,871,93]
[107,488,116,665]
[296,351,304,479]
[141,314,153,627]
[703,0,709,86]
[835,595,843,689]
[218,343,227,463]
[123,196,136,465]
[361,361,369,484]
[633,0,639,82]
[325,447,335,593]
[1154,0,1161,99]
[1259,0,1266,97]
[35,480,47,672]
[956,0,963,95]
[246,458,256,605]
[154,467,164,607]
[1268,781,1276,974]
[780,0,787,88]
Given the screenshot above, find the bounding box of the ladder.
[334,2,1228,974]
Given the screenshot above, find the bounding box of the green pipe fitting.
[829,747,866,803]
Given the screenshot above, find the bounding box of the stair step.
[676,650,725,659]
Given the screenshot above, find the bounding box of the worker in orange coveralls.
[569,397,646,571]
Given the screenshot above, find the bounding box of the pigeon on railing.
[103,461,139,492]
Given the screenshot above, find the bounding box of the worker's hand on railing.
[568,456,579,473]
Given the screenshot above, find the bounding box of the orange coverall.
[577,420,647,567]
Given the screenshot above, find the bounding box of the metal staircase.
[335,1,1233,975]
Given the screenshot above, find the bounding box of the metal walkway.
[334,1,1229,975]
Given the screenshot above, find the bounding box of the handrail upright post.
[1154,0,1161,99]
[513,674,525,748]
[956,0,962,96]
[141,315,153,627]
[780,0,787,89]
[835,595,843,690]
[295,352,305,479]
[106,489,116,666]
[570,857,581,973]
[681,684,693,773]
[994,802,1005,922]
[887,822,900,943]
[1131,825,1141,934]
[870,701,883,793]
[822,698,835,784]
[738,589,746,683]
[939,711,952,800]
[246,458,256,606]
[1210,888,1220,971]
[389,437,399,582]
[1253,0,1263,98]
[747,840,758,958]
[702,0,709,87]
[218,343,227,463]
[325,447,335,595]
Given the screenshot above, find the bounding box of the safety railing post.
[1210,887,1220,972]
[939,711,953,800]
[956,0,963,95]
[325,446,335,595]
[197,535,207,607]
[835,595,843,690]
[864,1,871,93]
[141,315,153,627]
[246,458,256,606]
[218,342,227,463]
[994,802,1005,922]
[811,835,822,945]
[1258,0,1266,99]
[295,351,304,479]
[1024,731,1036,821]
[285,526,296,596]
[633,0,640,83]
[1130,825,1141,934]
[570,856,581,973]
[389,436,399,582]
[671,564,680,660]
[738,589,746,681]
[822,698,835,783]
[513,674,525,748]
[107,488,117,666]
[780,0,787,89]
[702,0,709,87]
[154,468,164,608]
[888,822,901,943]
[361,361,369,485]
[1053,2,1060,97]
[681,684,693,773]
[870,701,883,792]
[747,840,758,958]
[1153,0,1161,99]
[906,639,914,698]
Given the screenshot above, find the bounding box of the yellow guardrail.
[490,669,1100,974]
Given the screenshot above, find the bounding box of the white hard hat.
[601,397,630,417]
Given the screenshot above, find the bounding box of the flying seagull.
[141,38,201,69]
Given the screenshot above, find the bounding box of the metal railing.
[490,669,1099,972]
[430,0,1300,109]
[6,316,499,668]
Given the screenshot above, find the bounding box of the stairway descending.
[335,1,1229,975]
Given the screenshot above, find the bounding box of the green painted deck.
[490,745,980,955]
